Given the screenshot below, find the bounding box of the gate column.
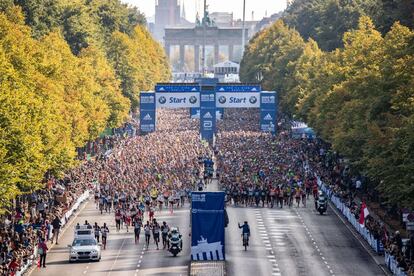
[179,44,185,71]
[228,44,234,62]
[214,44,220,65]
[194,45,200,72]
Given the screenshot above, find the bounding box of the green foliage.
[240,20,305,113]
[283,0,392,51]
[107,26,171,110]
[282,0,414,51]
[14,0,62,38]
[0,0,168,213]
[241,16,414,208]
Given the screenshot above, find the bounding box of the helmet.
[170,227,178,234]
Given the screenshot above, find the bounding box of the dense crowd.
[91,109,211,235]
[0,109,210,275]
[216,109,316,208]
[0,160,95,275]
[0,106,412,275]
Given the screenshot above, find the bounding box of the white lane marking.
[107,236,127,276]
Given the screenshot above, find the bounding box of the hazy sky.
[122,0,287,22]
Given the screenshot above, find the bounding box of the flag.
[359,202,369,227]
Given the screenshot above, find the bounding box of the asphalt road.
[32,192,385,276]
[225,197,385,276]
[30,200,190,276]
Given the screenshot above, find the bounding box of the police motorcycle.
[315,191,328,215]
[168,227,183,257]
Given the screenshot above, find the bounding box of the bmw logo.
[218,96,227,104]
[189,96,197,104]
[249,96,258,104]
[158,96,166,104]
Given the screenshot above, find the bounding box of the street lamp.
[202,0,207,75]
[241,0,246,56]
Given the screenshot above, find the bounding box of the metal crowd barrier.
[385,252,408,276]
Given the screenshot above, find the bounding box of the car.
[68,237,101,262]
[68,225,101,262]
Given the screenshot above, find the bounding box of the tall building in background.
[153,0,192,43]
[154,0,181,42]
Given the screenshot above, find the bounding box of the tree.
[107,26,170,110]
[240,20,305,112]
[78,46,130,129]
[14,0,62,38]
[0,13,48,200]
[283,0,384,51]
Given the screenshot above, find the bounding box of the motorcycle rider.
[168,227,183,251]
[315,191,328,214]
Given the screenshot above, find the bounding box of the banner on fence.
[191,192,225,261]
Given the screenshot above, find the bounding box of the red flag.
[359,202,369,226]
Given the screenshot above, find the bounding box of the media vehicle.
[68,225,102,262]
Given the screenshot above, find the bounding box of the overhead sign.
[216,92,260,108]
[155,84,200,92]
[156,92,200,108]
[200,109,216,140]
[215,85,261,92]
[190,108,222,120]
[191,192,225,261]
[140,92,156,110]
[260,110,276,134]
[260,91,277,110]
[140,92,156,134]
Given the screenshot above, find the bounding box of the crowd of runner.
[216,110,315,209]
[0,109,210,275]
[0,106,412,275]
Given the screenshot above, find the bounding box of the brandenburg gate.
[164,25,248,72]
